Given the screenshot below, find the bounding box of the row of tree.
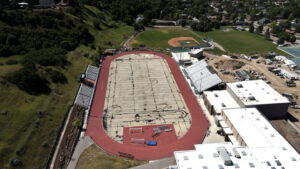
[249,22,296,44]
[0,10,93,57]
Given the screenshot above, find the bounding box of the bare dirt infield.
[168,37,199,47]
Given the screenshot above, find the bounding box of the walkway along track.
[85,51,209,160]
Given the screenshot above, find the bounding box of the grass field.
[196,29,286,55]
[82,5,134,49]
[0,46,92,169]
[130,29,205,48]
[76,144,146,169]
[93,25,134,48]
[130,28,287,56]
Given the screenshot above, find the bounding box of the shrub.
[22,48,68,67]
[0,45,14,57]
[9,158,23,167]
[5,67,51,95]
[47,69,67,84]
[233,65,242,70]
[6,59,18,65]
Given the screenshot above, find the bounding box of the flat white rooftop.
[222,108,300,168]
[175,143,261,169]
[175,142,300,169]
[172,52,191,62]
[204,90,240,114]
[226,80,289,106]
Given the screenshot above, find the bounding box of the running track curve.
[85,51,209,160]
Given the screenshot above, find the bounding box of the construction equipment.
[286,80,296,87]
[152,130,162,138]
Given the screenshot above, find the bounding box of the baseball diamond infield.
[85,51,209,160]
[168,37,200,47]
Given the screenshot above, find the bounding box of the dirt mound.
[218,60,245,70]
[168,37,198,47]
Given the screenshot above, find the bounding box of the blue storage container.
[146,141,157,146]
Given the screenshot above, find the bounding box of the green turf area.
[0,46,92,169]
[130,29,206,48]
[82,5,134,49]
[204,48,227,56]
[195,29,286,55]
[93,25,134,48]
[76,144,146,169]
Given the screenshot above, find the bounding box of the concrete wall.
[226,87,245,108]
[251,103,289,120]
[222,110,246,147]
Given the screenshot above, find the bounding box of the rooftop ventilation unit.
[217,147,233,166]
[248,96,256,101]
[236,84,243,88]
[232,148,241,159]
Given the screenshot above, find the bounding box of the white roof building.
[222,108,300,169]
[203,90,240,115]
[189,49,203,55]
[226,80,289,119]
[172,52,191,63]
[226,80,289,106]
[175,143,263,169]
[184,60,222,93]
[173,108,300,169]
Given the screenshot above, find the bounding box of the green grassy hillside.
[0,5,134,169]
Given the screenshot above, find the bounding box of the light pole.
[199,72,203,94]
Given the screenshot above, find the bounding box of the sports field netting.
[279,47,300,57]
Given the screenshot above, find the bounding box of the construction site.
[203,52,300,152]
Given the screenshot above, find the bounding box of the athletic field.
[85,51,209,160]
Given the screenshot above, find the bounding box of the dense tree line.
[0,9,92,94]
[191,17,220,32]
[0,10,93,57]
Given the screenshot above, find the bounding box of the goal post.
[130,138,145,144]
[129,127,143,135]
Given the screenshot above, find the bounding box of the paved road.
[129,157,176,169]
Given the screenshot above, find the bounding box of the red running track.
[85,51,209,160]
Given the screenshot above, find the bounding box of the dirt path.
[168,37,199,47]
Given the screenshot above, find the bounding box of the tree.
[249,23,254,33]
[265,28,270,40]
[277,37,285,45]
[296,25,300,33]
[271,25,281,36]
[0,0,9,8]
[133,23,144,31]
[5,66,51,95]
[181,20,186,27]
[290,35,296,43]
[256,25,263,34]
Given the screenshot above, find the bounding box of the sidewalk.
[66,136,94,169]
[197,95,225,143]
[129,157,176,169]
